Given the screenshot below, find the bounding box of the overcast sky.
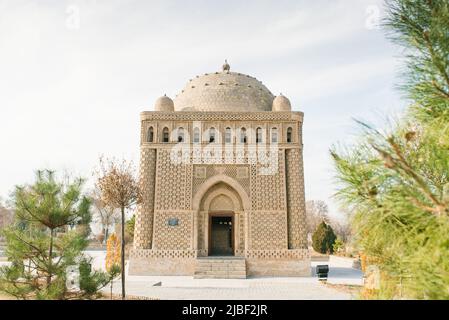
[0,0,406,219]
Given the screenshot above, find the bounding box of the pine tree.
[332,0,449,299]
[0,170,112,299]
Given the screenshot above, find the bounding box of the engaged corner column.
[286,148,307,250]
[134,148,157,250]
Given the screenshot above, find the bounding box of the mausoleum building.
[129,62,310,278]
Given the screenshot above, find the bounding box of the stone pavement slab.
[0,251,362,300]
[89,252,363,300]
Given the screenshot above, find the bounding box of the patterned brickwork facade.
[129,68,310,276]
[153,210,193,250]
[248,211,287,249]
[155,150,189,211]
[249,151,286,211]
[130,114,309,274]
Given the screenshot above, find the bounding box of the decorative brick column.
[133,148,156,249]
[285,148,308,249]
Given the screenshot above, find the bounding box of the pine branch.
[432,81,449,99]
[422,31,449,90]
[387,138,444,209]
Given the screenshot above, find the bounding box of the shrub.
[312,221,337,254]
[106,233,121,273]
[79,258,110,297]
[333,238,345,254]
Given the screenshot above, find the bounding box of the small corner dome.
[154,95,174,112]
[272,94,291,111]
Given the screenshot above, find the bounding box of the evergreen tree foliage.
[312,222,337,254]
[125,214,135,242]
[0,170,113,299]
[331,0,449,299]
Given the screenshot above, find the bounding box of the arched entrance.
[192,175,250,257]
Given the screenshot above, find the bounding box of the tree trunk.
[105,228,109,244]
[120,206,125,300]
[47,229,54,286]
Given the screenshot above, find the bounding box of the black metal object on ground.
[316,264,329,280]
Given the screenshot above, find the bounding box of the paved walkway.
[108,277,352,300]
[86,251,363,300]
[0,251,363,300]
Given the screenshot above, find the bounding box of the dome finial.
[222,59,230,73]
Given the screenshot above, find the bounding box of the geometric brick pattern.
[155,150,189,210]
[238,213,245,253]
[250,151,286,211]
[245,249,309,259]
[249,211,288,250]
[140,111,302,122]
[133,148,156,249]
[197,211,206,252]
[184,164,193,210]
[285,148,308,249]
[130,249,196,259]
[153,210,193,250]
[192,164,251,197]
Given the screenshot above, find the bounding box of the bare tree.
[306,200,353,250]
[306,200,329,235]
[91,187,120,243]
[94,157,142,300]
[0,201,14,240]
[329,219,352,244]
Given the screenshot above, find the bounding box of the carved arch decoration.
[192,174,251,211]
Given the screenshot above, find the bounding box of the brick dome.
[154,95,174,112]
[272,94,291,111]
[174,70,274,112]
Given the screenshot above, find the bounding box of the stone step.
[194,269,246,275]
[194,274,247,279]
[194,257,247,279]
[194,274,246,278]
[195,262,246,267]
[196,259,245,263]
[196,260,245,265]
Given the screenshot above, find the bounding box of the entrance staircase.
[194,257,247,279]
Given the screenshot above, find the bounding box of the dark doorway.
[209,215,234,256]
